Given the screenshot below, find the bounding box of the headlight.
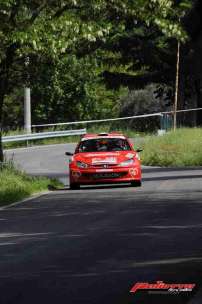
[76,161,88,168]
[135,153,140,160]
[118,159,135,167]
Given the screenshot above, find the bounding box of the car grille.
[83,172,127,179]
[90,164,118,169]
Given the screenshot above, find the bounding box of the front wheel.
[70,183,80,190]
[131,180,142,187]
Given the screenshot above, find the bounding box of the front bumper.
[69,167,141,185]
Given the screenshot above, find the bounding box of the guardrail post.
[158,114,173,135]
[158,114,166,136]
[24,87,31,134]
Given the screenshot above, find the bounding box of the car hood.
[73,151,136,165]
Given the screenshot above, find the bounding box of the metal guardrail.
[2,129,86,143]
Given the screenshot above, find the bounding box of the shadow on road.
[47,173,202,192]
[142,167,202,173]
[143,174,202,182]
[0,185,202,304]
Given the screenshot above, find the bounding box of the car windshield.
[77,138,131,153]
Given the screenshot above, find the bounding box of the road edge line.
[0,191,50,210]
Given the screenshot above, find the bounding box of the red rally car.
[65,132,142,189]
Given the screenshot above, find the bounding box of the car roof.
[81,132,126,141]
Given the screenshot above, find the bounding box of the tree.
[29,54,125,124]
[0,0,108,161]
[0,0,191,161]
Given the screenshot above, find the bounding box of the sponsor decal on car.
[92,157,117,165]
[93,172,123,179]
[130,168,138,176]
[85,152,120,157]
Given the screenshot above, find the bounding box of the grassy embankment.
[141,128,202,167]
[0,162,62,207]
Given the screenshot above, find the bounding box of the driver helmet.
[96,139,108,150]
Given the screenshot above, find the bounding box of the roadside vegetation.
[4,127,202,167]
[141,128,202,167]
[0,0,193,163]
[3,124,147,149]
[0,162,62,207]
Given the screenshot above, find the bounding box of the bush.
[119,84,171,132]
[0,163,62,206]
[141,128,202,167]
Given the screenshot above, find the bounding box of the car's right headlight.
[118,159,135,167]
[76,161,88,168]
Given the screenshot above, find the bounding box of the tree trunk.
[0,44,17,162]
[0,132,3,163]
[0,80,6,163]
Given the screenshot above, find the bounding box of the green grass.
[0,162,63,207]
[141,128,202,167]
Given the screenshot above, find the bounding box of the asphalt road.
[1,144,202,304]
[5,143,74,185]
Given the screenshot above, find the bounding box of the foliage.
[0,162,62,206]
[118,84,172,131]
[0,0,193,161]
[30,55,127,124]
[2,88,24,130]
[0,0,190,63]
[119,84,168,115]
[141,128,202,166]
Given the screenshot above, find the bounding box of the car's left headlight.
[76,161,88,168]
[118,159,135,167]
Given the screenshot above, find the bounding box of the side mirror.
[65,152,73,156]
[136,148,143,153]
